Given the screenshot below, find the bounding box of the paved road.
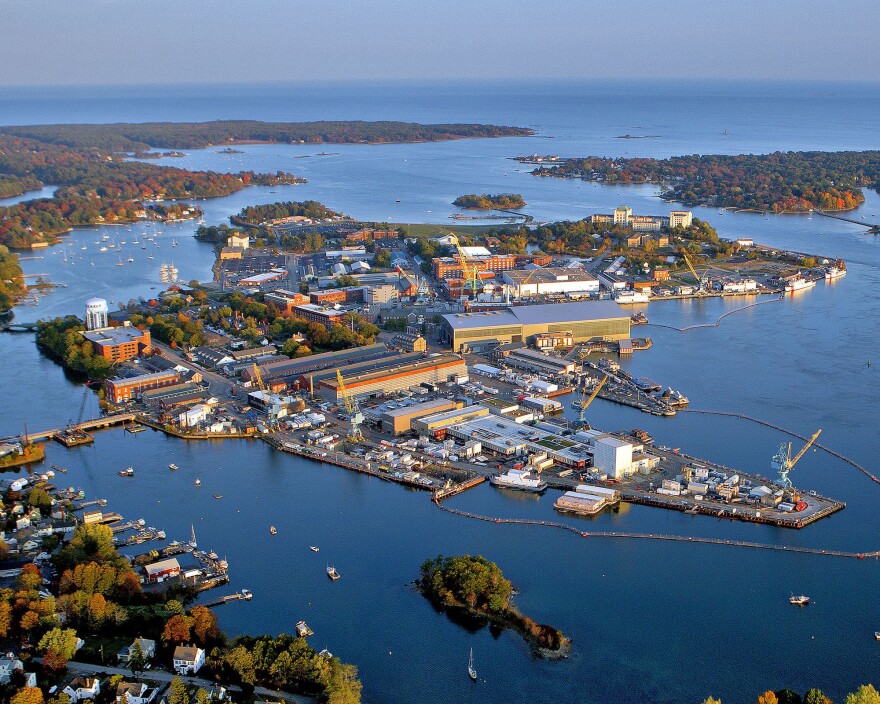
[64,660,314,703]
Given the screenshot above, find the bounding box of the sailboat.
[468,648,477,681]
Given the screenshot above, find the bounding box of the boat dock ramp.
[432,475,486,502]
[203,589,253,608]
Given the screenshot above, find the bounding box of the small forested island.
[35,316,116,380]
[453,193,526,210]
[419,554,570,658]
[523,150,880,212]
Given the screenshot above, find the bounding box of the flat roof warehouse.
[440,300,631,351]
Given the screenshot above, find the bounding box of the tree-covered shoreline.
[526,150,880,212]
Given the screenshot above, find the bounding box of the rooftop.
[443,300,627,330]
[82,326,146,346]
[503,267,598,284]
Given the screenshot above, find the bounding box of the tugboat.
[327,565,340,581]
[789,594,810,606]
[468,647,477,681]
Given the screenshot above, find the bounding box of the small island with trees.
[521,150,880,213]
[419,554,570,658]
[453,193,526,210]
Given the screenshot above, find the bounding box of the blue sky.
[2,0,878,86]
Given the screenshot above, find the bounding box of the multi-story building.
[265,289,310,314]
[309,287,364,306]
[104,370,181,404]
[292,303,348,326]
[81,325,151,362]
[501,268,599,298]
[668,210,694,229]
[432,253,517,280]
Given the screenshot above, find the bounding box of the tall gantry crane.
[450,235,480,295]
[772,429,822,489]
[251,363,280,430]
[336,369,364,442]
[574,376,607,428]
[681,251,709,292]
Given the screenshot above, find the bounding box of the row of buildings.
[589,206,693,231]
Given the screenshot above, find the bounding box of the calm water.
[1,81,879,703]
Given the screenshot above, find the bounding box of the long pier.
[680,409,880,485]
[434,502,879,560]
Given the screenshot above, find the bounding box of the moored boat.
[327,566,340,580]
[490,467,547,493]
[790,594,810,605]
[468,647,477,681]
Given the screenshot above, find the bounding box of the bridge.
[1,412,140,445]
[0,322,37,333]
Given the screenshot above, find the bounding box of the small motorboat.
[270,526,277,535]
[327,566,340,581]
[195,479,201,487]
[241,589,253,600]
[310,546,320,553]
[169,463,178,470]
[213,494,223,500]
[790,594,810,606]
[118,467,135,477]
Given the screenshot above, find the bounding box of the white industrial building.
[502,268,599,298]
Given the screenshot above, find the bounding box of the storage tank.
[85,297,109,330]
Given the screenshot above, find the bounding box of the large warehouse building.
[440,300,630,352]
[316,354,468,402]
[501,268,599,298]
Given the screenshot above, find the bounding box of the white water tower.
[85,297,109,330]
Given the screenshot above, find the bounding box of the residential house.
[0,656,23,684]
[62,676,101,702]
[117,637,156,665]
[116,681,158,704]
[172,644,206,675]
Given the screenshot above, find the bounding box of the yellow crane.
[574,376,607,427]
[681,251,706,291]
[772,429,822,489]
[336,369,364,442]
[450,235,479,295]
[251,363,279,431]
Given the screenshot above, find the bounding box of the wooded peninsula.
[453,193,526,209]
[524,150,880,212]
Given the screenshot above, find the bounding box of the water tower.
[85,297,109,330]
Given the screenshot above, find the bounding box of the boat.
[295,620,314,637]
[790,594,810,605]
[99,246,108,252]
[270,526,277,535]
[213,494,223,500]
[327,566,340,580]
[195,479,201,486]
[468,647,477,681]
[127,257,134,263]
[310,546,320,552]
[169,463,178,470]
[825,265,846,280]
[241,588,252,600]
[118,467,135,477]
[490,467,547,493]
[875,632,880,641]
[634,377,662,392]
[785,277,817,293]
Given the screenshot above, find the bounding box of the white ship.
[785,277,816,293]
[824,265,846,280]
[613,291,651,304]
[159,262,179,284]
[490,467,547,493]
